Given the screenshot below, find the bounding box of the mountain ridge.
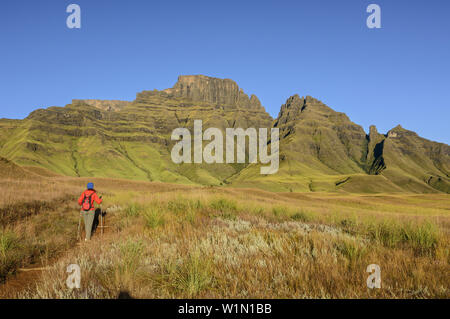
[0,75,448,193]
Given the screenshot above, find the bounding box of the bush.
[167,198,189,214]
[168,198,203,214]
[272,206,289,217]
[401,222,439,256]
[367,220,439,256]
[0,231,17,259]
[124,203,142,217]
[0,230,22,282]
[119,239,144,273]
[339,218,359,235]
[209,198,237,219]
[169,251,213,297]
[335,239,367,263]
[143,207,165,229]
[209,198,237,212]
[291,210,312,222]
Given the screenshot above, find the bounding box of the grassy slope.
[230,98,450,194]
[380,127,450,193]
[0,95,273,187]
[0,174,448,298]
[0,93,448,194]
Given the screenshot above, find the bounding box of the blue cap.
[87,183,94,190]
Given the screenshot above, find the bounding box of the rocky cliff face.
[366,125,386,175]
[133,75,273,134]
[161,75,265,110]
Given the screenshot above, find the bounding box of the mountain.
[366,125,450,193]
[0,75,272,186]
[231,94,450,193]
[0,75,448,193]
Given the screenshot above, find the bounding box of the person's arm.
[78,193,84,206]
[93,192,103,205]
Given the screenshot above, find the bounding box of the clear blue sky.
[1,0,449,144]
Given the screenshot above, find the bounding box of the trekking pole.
[100,204,104,236]
[77,211,82,241]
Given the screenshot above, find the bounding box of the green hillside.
[0,75,448,193]
[230,94,450,193]
[0,75,272,186]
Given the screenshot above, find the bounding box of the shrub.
[335,239,367,263]
[209,198,237,212]
[124,203,142,217]
[367,220,440,256]
[143,207,165,229]
[116,239,145,289]
[291,210,312,222]
[339,218,359,235]
[209,198,237,219]
[168,198,203,215]
[170,251,213,297]
[167,198,189,215]
[0,231,17,259]
[0,230,22,282]
[119,239,144,274]
[401,222,439,256]
[272,206,289,217]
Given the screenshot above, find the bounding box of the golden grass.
[0,176,449,298]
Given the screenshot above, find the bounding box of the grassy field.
[0,175,449,298]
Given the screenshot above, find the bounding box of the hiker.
[78,183,102,241]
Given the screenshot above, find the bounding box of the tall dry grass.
[0,175,448,298]
[0,181,445,299]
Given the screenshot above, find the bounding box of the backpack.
[81,192,93,211]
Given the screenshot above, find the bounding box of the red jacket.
[78,189,102,211]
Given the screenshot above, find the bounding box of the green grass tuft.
[143,207,166,229]
[367,220,440,255]
[168,251,213,297]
